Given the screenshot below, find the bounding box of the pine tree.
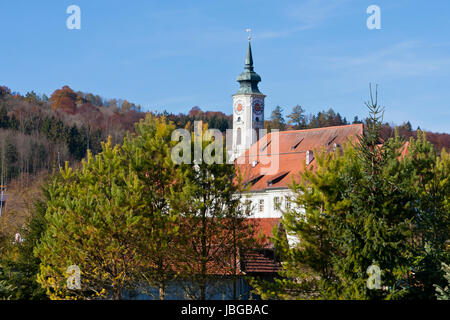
[0,106,9,129]
[0,196,49,299]
[269,106,286,131]
[252,86,420,300]
[35,139,145,299]
[330,85,414,299]
[406,132,450,299]
[250,145,355,299]
[34,114,187,300]
[287,105,305,129]
[121,114,184,300]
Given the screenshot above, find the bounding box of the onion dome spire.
[236,38,262,94]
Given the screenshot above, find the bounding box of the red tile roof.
[241,250,282,274]
[250,218,280,245]
[240,218,282,274]
[163,218,281,276]
[236,124,363,191]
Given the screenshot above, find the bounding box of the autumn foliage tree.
[49,86,77,114]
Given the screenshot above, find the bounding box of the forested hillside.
[1,84,449,189]
[1,85,449,189]
[0,85,144,186]
[0,84,449,300]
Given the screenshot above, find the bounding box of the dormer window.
[332,143,341,152]
[291,138,304,151]
[267,171,289,187]
[260,139,271,152]
[244,174,264,188]
[306,150,314,166]
[327,135,338,146]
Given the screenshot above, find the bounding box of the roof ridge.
[239,123,362,158]
[269,123,363,135]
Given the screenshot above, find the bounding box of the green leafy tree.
[24,91,40,104]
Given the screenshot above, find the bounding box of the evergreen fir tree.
[252,85,421,300]
[434,263,450,300]
[0,196,49,299]
[406,132,450,299]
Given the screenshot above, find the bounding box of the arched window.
[237,128,242,145]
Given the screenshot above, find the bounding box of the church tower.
[231,39,265,160]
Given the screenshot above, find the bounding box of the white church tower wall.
[231,40,265,160]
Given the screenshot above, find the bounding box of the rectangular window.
[274,196,281,210]
[259,199,264,212]
[245,200,252,215]
[285,196,291,210]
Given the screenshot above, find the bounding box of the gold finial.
[246,28,252,41]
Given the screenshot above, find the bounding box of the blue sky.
[1,0,449,132]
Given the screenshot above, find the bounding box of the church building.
[130,39,365,300]
[230,40,364,274]
[231,39,363,220]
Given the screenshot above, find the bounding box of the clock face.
[252,99,263,115]
[234,101,244,114]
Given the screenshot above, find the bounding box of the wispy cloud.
[314,41,450,77]
[286,0,352,29]
[256,26,310,40]
[255,0,352,40]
